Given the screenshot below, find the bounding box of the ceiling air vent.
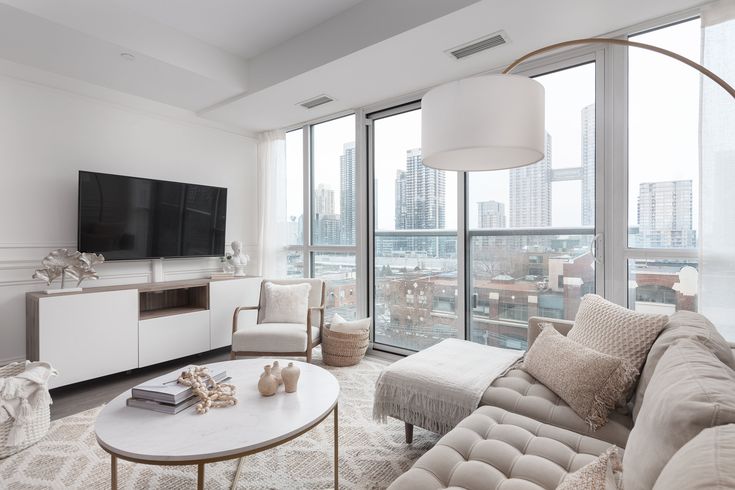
[299,94,334,109]
[448,31,509,60]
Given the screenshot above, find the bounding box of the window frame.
[284,110,365,321]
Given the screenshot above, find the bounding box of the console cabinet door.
[138,310,210,367]
[209,278,262,349]
[38,290,138,388]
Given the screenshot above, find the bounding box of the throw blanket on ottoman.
[373,339,523,435]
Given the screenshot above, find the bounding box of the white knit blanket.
[0,362,55,446]
[373,339,523,435]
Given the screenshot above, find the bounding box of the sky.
[285,18,701,239]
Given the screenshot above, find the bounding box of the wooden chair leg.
[306,346,312,363]
[405,422,414,444]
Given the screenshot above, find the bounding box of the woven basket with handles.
[321,326,370,367]
[0,362,51,458]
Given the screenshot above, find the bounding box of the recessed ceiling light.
[120,53,135,62]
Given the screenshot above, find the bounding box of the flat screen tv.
[78,171,227,260]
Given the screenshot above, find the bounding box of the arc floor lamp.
[421,37,735,172]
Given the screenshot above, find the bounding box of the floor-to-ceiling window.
[285,114,358,322]
[284,14,713,355]
[369,105,460,351]
[626,18,701,315]
[467,62,597,350]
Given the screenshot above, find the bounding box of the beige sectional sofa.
[388,311,735,489]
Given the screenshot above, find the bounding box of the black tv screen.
[78,171,227,260]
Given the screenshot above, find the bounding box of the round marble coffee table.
[95,360,340,489]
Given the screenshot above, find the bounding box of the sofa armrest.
[527,316,574,349]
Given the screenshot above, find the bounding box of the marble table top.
[95,359,340,463]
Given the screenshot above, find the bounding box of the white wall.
[0,71,258,364]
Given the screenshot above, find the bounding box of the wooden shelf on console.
[139,306,209,321]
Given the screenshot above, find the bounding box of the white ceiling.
[0,0,712,134]
[112,0,365,59]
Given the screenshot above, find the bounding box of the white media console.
[26,276,262,389]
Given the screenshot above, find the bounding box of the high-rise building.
[394,148,446,256]
[314,184,335,216]
[478,200,506,228]
[509,133,552,228]
[340,142,356,245]
[395,148,446,230]
[637,180,695,248]
[581,104,595,226]
[395,170,408,230]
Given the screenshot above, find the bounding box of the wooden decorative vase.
[270,360,283,386]
[257,365,278,396]
[282,362,301,393]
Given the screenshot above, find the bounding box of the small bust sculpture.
[228,240,249,277]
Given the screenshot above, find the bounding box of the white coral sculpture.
[32,249,105,288]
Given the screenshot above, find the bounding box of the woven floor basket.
[0,362,51,459]
[321,327,370,367]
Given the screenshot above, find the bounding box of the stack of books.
[126,366,228,414]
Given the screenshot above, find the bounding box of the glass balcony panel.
[469,232,595,350]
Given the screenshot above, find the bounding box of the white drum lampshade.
[421,74,545,171]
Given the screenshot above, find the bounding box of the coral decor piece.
[32,249,105,289]
[177,366,237,414]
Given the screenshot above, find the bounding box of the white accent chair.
[230,279,326,363]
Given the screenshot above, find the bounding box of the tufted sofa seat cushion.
[388,405,617,490]
[481,368,633,448]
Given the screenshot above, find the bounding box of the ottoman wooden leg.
[405,422,414,444]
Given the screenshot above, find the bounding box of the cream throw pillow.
[261,282,311,324]
[557,446,623,490]
[568,294,668,375]
[523,324,638,429]
[330,313,371,333]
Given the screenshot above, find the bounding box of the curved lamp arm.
[502,37,735,100]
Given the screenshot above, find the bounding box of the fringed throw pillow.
[523,324,638,430]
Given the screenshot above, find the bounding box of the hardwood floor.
[49,347,400,420]
[49,348,231,420]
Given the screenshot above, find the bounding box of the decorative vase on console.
[228,240,249,277]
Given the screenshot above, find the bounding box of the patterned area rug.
[0,350,439,489]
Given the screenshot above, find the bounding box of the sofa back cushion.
[653,424,735,490]
[567,294,668,377]
[633,311,735,420]
[623,339,735,490]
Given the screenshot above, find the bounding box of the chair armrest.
[232,306,259,333]
[527,316,574,348]
[308,305,325,335]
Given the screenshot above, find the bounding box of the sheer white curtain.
[257,130,289,277]
[699,1,735,341]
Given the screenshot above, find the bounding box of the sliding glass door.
[369,58,600,353]
[369,105,460,351]
[467,61,598,349]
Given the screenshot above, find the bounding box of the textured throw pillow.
[623,339,735,490]
[632,310,735,421]
[260,282,311,324]
[653,424,735,490]
[523,325,638,429]
[330,313,371,333]
[568,294,668,376]
[557,446,623,490]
